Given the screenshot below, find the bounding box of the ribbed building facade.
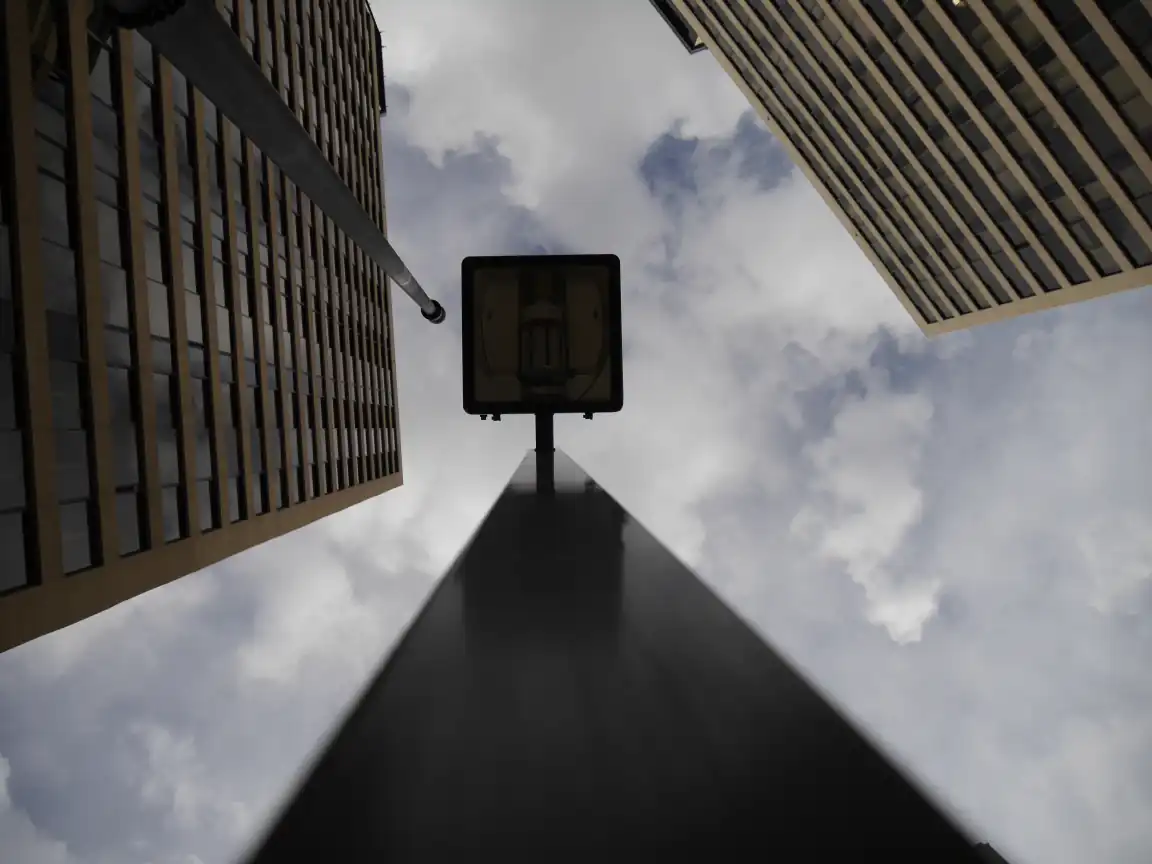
[0,0,400,652]
[665,0,1152,334]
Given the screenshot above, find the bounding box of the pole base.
[421,300,447,324]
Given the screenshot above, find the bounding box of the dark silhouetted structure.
[245,449,992,859]
[975,841,1013,863]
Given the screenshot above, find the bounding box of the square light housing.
[462,254,623,416]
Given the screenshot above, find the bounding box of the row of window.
[723,0,1152,312]
[0,19,396,587]
[217,0,382,223]
[709,1,970,319]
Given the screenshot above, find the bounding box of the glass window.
[1100,65,1138,106]
[249,424,263,473]
[1017,245,1052,289]
[1029,108,1095,188]
[39,173,71,246]
[229,477,241,523]
[50,361,83,430]
[195,427,213,482]
[1063,89,1124,165]
[60,500,93,573]
[251,474,266,515]
[116,491,142,555]
[1097,201,1152,268]
[224,424,240,478]
[156,407,180,489]
[186,292,205,347]
[47,311,84,362]
[1137,193,1152,223]
[218,307,233,355]
[197,478,215,531]
[103,263,130,329]
[1071,29,1115,78]
[132,31,154,83]
[148,280,170,339]
[42,244,81,316]
[56,430,91,502]
[96,201,122,267]
[92,168,119,208]
[107,365,133,424]
[161,485,182,542]
[151,337,174,376]
[35,97,68,148]
[104,329,131,373]
[144,227,164,282]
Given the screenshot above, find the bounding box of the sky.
[2,1,1152,862]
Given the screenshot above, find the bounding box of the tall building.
[0,0,400,653]
[658,0,1152,335]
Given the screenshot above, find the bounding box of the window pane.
[161,485,182,542]
[60,500,93,573]
[117,491,142,555]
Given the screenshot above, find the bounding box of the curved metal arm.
[115,0,445,323]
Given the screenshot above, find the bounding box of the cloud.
[0,3,1150,864]
[0,753,78,864]
[791,369,939,643]
[129,724,252,841]
[1077,513,1152,616]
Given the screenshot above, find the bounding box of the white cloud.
[234,533,402,686]
[791,374,938,643]
[1077,513,1152,615]
[0,3,1149,864]
[14,561,218,681]
[0,752,77,864]
[130,723,252,842]
[384,0,748,209]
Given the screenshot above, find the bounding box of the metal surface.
[126,0,445,322]
[246,451,986,859]
[534,412,554,492]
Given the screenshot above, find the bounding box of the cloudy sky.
[3,1,1152,862]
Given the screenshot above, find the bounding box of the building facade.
[0,0,400,652]
[661,0,1152,334]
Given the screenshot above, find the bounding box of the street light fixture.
[461,253,623,488]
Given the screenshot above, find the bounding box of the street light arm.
[113,0,445,323]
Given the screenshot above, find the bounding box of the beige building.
[0,0,401,652]
[660,0,1152,334]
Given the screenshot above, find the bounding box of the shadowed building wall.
[0,0,400,652]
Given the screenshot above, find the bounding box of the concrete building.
[0,0,400,652]
[658,0,1152,335]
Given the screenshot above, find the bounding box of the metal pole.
[126,0,445,323]
[244,451,991,860]
[535,412,554,494]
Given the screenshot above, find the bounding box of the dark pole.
[244,451,990,861]
[118,0,446,323]
[535,412,554,493]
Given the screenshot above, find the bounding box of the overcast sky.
[3,1,1152,862]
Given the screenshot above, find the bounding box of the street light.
[105,0,446,323]
[461,254,624,487]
